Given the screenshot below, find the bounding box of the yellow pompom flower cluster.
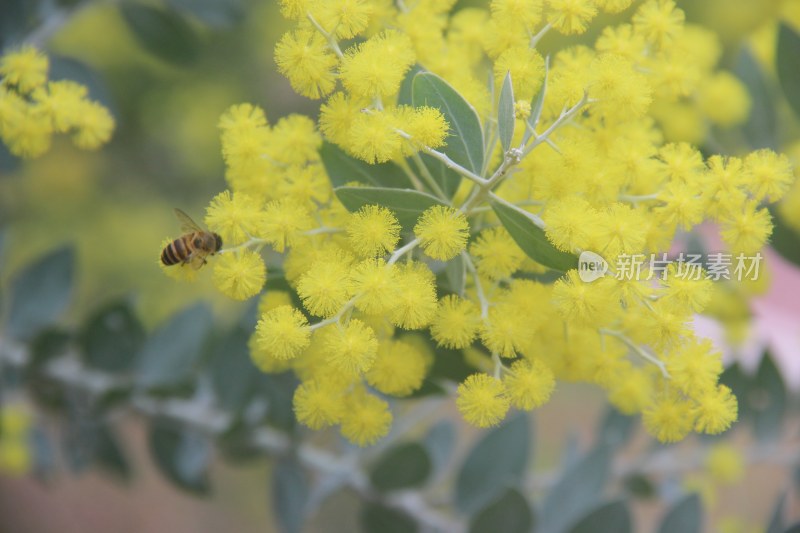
[0,46,114,158]
[170,0,798,446]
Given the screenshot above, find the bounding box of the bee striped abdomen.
[161,236,189,265]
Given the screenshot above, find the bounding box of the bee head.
[214,233,223,252]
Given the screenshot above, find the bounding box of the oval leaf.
[208,327,258,414]
[273,458,309,533]
[149,420,211,494]
[335,186,446,230]
[5,246,74,341]
[736,49,777,150]
[752,352,787,440]
[320,141,411,189]
[361,502,418,533]
[412,72,485,174]
[658,493,702,533]
[491,200,578,272]
[498,72,515,152]
[567,500,631,533]
[777,23,800,119]
[423,420,456,477]
[455,412,531,513]
[120,3,200,66]
[539,444,612,533]
[135,303,212,390]
[370,442,432,492]
[470,488,533,533]
[80,300,145,373]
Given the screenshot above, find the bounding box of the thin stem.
[306,13,344,59]
[522,92,589,157]
[618,193,661,203]
[410,152,449,201]
[395,159,426,193]
[218,237,268,254]
[388,238,420,265]
[599,328,670,379]
[462,252,489,318]
[394,129,488,186]
[304,227,344,236]
[530,22,552,48]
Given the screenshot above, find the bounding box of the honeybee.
[160,208,223,269]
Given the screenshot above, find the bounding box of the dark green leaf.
[444,254,466,296]
[622,473,656,499]
[208,327,258,414]
[598,407,636,448]
[0,0,37,47]
[414,153,462,199]
[719,362,751,419]
[777,23,800,119]
[412,72,485,174]
[491,199,578,272]
[258,371,299,431]
[657,493,702,533]
[767,492,786,533]
[149,420,211,495]
[49,55,113,108]
[335,186,446,231]
[785,523,800,533]
[469,488,532,533]
[498,72,515,152]
[79,300,145,373]
[735,49,777,150]
[455,412,531,513]
[770,208,800,268]
[539,444,612,533]
[273,458,309,533]
[751,352,786,440]
[120,3,200,66]
[29,328,71,369]
[370,442,432,492]
[429,346,477,384]
[423,420,456,476]
[94,423,131,480]
[5,246,74,341]
[135,303,212,390]
[567,500,631,533]
[361,502,418,533]
[320,141,412,189]
[166,0,243,28]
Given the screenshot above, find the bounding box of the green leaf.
[567,501,631,533]
[498,72,515,152]
[622,473,656,500]
[455,412,531,513]
[320,141,412,189]
[423,420,456,476]
[5,246,75,341]
[398,64,424,106]
[719,362,752,419]
[444,254,466,296]
[208,327,258,415]
[414,153,462,199]
[524,59,548,144]
[166,0,243,28]
[491,199,578,272]
[79,300,145,373]
[412,72,485,174]
[135,303,212,390]
[785,523,800,533]
[539,444,612,533]
[257,371,299,431]
[149,420,211,495]
[598,407,636,448]
[751,352,787,440]
[29,328,71,369]
[94,423,131,480]
[361,502,418,533]
[777,23,800,119]
[767,492,786,533]
[469,488,533,533]
[770,208,800,268]
[273,458,309,533]
[335,186,446,231]
[735,49,777,150]
[658,493,702,533]
[120,3,200,66]
[370,442,432,492]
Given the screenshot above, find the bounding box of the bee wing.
[174,208,204,233]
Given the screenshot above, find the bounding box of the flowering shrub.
[161,0,797,446]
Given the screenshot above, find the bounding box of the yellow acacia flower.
[742,149,794,203]
[493,46,545,101]
[480,305,527,357]
[340,390,393,446]
[298,257,353,317]
[547,0,598,35]
[316,0,373,39]
[293,380,346,429]
[543,197,601,253]
[694,385,738,435]
[594,0,633,13]
[503,359,556,410]
[339,30,415,99]
[666,340,723,398]
[719,202,772,254]
[430,295,482,349]
[324,319,378,375]
[0,46,48,93]
[469,227,525,280]
[366,338,429,396]
[205,190,264,245]
[218,103,267,134]
[254,306,311,363]
[400,106,449,150]
[390,262,438,329]
[212,250,266,300]
[346,205,401,257]
[705,444,744,485]
[32,80,87,133]
[274,29,338,99]
[261,198,313,252]
[643,393,695,443]
[552,270,618,327]
[350,259,400,315]
[414,206,469,261]
[490,0,544,29]
[456,373,510,427]
[346,110,403,163]
[72,101,115,150]
[632,0,685,49]
[697,72,751,129]
[319,92,363,146]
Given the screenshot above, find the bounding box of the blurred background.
[0,0,799,532]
